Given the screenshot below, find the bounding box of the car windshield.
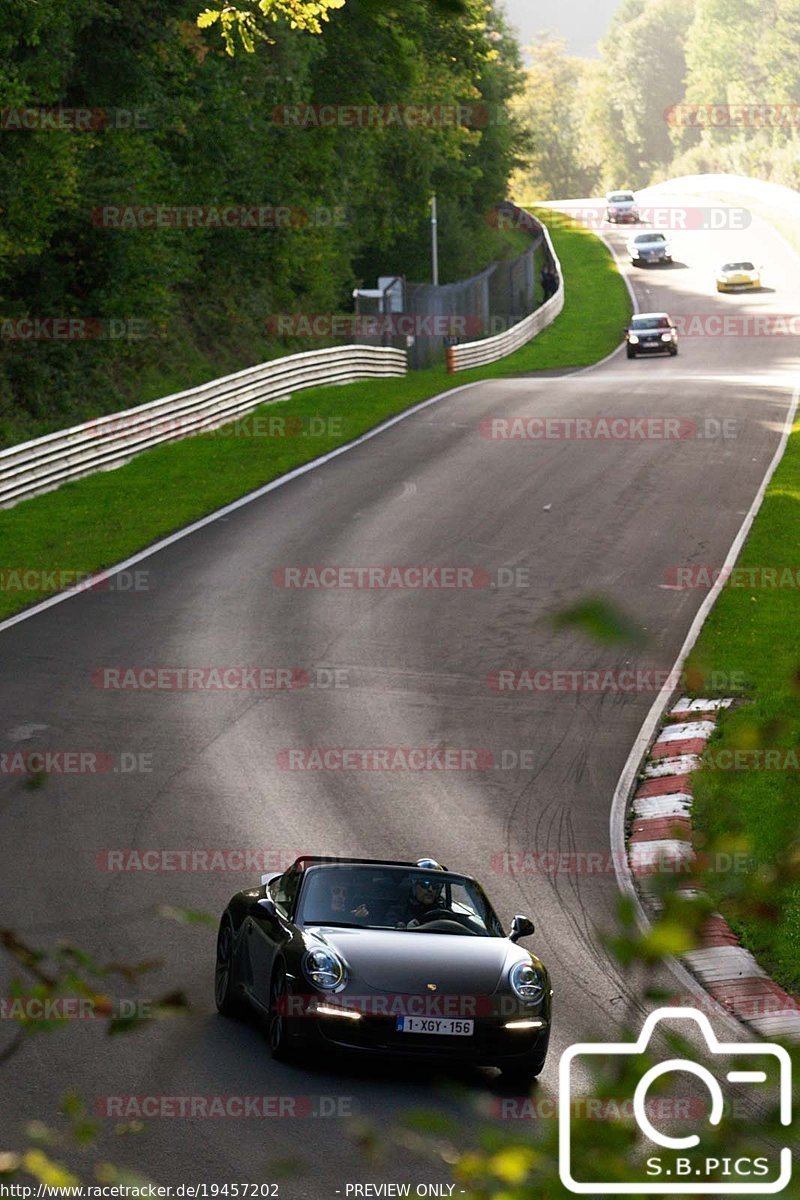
[722,261,754,271]
[635,233,665,243]
[609,193,633,202]
[631,317,670,331]
[296,864,504,936]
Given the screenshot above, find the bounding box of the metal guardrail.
[0,344,407,508]
[446,209,564,373]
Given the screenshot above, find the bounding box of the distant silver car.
[606,191,639,223]
[628,231,672,265]
[625,312,678,359]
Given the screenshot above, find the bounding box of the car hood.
[609,201,635,209]
[634,241,668,251]
[307,927,521,993]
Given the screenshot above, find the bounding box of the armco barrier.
[446,209,564,373]
[0,345,407,508]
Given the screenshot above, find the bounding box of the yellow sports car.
[716,260,761,292]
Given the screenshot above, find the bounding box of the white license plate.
[396,1016,474,1036]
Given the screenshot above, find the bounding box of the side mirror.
[257,896,278,917]
[509,914,535,943]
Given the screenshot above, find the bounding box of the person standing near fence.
[540,263,558,301]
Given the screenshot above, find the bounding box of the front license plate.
[396,1016,474,1036]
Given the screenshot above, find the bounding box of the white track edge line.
[609,378,800,1032]
[0,378,491,634]
[0,228,638,638]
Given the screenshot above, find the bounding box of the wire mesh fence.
[353,206,552,369]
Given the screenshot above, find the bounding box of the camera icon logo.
[559,1007,792,1194]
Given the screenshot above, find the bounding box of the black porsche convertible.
[214,855,552,1084]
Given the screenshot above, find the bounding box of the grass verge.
[0,210,630,623]
[681,190,800,995]
[0,220,540,451]
[685,431,800,995]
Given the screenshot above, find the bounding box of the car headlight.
[509,960,546,1005]
[303,947,347,992]
[628,334,639,344]
[660,332,672,342]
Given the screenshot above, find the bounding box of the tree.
[0,0,527,445]
[195,0,469,54]
[595,0,695,187]
[510,34,600,202]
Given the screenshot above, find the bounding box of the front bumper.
[628,339,676,354]
[284,991,551,1067]
[717,279,759,291]
[301,1013,550,1067]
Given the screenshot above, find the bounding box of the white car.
[628,232,672,265]
[606,191,639,223]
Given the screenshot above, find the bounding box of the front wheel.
[500,1055,547,1091]
[670,346,678,356]
[500,1028,550,1091]
[626,348,636,359]
[267,963,295,1061]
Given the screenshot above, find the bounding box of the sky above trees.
[500,0,620,56]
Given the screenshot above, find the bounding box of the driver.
[392,875,449,929]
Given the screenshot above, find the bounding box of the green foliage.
[194,0,474,57]
[684,408,800,994]
[510,6,693,196]
[197,0,347,54]
[512,0,800,192]
[597,0,695,187]
[158,905,218,928]
[0,927,189,1052]
[510,36,601,201]
[549,595,647,648]
[581,0,800,188]
[0,0,524,447]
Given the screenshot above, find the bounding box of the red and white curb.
[627,695,800,1041]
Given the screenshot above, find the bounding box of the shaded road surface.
[1,189,798,1195]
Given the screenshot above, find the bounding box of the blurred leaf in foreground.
[550,596,647,647]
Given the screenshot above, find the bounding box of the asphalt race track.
[1,188,798,1195]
